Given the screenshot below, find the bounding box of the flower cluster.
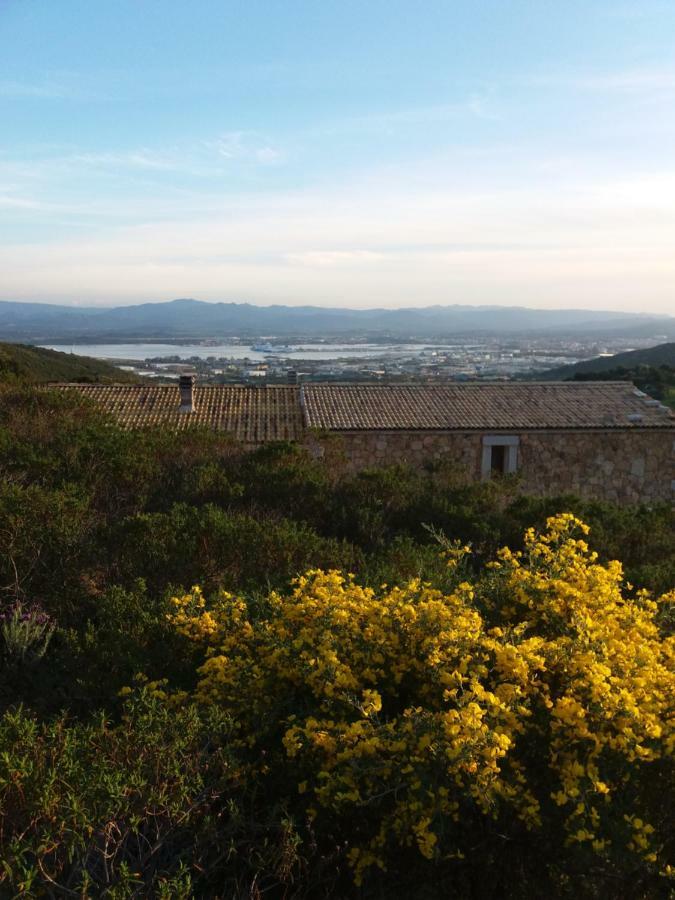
[170,515,674,884]
[0,601,54,667]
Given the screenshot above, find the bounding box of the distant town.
[42,332,670,383]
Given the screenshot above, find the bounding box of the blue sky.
[1,0,675,311]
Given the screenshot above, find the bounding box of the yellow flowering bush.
[170,514,674,887]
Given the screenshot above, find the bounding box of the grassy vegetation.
[0,341,139,383]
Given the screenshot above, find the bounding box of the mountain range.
[1,299,673,342]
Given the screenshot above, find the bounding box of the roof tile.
[301,383,675,431]
[53,384,303,442]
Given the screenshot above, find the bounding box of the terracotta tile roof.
[301,383,675,431]
[52,381,674,438]
[54,384,303,442]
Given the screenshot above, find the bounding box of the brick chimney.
[178,374,195,413]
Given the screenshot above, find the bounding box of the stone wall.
[306,429,675,504]
[518,431,674,504]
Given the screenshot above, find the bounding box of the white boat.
[251,343,295,353]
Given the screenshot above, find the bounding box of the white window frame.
[481,435,519,480]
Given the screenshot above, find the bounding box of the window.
[481,435,519,480]
[490,443,506,475]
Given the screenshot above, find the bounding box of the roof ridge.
[305,380,637,387]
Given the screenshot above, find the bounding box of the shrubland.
[0,384,673,898]
[0,341,141,383]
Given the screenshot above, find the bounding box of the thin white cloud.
[0,133,284,187]
[0,78,94,100]
[0,80,67,99]
[465,95,502,122]
[285,250,387,267]
[208,131,284,165]
[212,132,247,159]
[601,2,675,20]
[576,69,675,92]
[0,193,47,210]
[255,146,282,164]
[1,166,674,312]
[315,96,501,137]
[70,150,179,171]
[531,67,675,94]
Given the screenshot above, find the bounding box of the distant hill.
[1,298,674,342]
[0,342,138,383]
[538,342,675,408]
[540,342,675,380]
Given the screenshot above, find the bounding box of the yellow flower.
[165,514,673,882]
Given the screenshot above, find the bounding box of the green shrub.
[0,602,54,668]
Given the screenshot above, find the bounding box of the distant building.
[54,378,675,504]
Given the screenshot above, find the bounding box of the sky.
[1,0,675,312]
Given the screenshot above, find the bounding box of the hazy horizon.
[2,1,675,313]
[2,297,674,318]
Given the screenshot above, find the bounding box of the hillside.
[537,342,675,408]
[0,342,138,383]
[541,342,675,379]
[1,298,674,341]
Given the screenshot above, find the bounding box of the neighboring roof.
[54,384,303,442]
[52,381,674,437]
[301,383,675,431]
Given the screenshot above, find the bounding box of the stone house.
[56,378,675,504]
